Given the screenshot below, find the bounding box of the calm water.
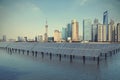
[0,49,120,80]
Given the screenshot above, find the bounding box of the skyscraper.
[103,11,108,41]
[71,19,79,41]
[44,20,48,42]
[67,23,72,39]
[108,19,115,42]
[54,30,61,42]
[62,27,67,41]
[35,36,37,42]
[92,18,99,42]
[3,35,6,42]
[97,24,106,42]
[83,19,92,41]
[18,36,24,42]
[38,35,43,42]
[117,23,120,42]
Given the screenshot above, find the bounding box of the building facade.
[3,35,6,42]
[97,24,106,42]
[38,35,43,42]
[83,19,92,41]
[72,19,79,41]
[62,27,67,41]
[92,18,99,42]
[54,30,61,42]
[108,20,115,42]
[117,23,120,42]
[67,23,72,39]
[103,11,108,41]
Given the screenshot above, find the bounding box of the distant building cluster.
[61,19,79,42]
[60,11,120,43]
[1,11,120,43]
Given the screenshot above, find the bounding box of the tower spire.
[44,18,48,42]
[46,18,47,25]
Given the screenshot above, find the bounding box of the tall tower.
[103,11,108,41]
[72,19,79,42]
[45,20,48,34]
[44,20,48,42]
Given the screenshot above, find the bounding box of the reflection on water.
[0,49,120,80]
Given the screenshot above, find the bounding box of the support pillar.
[59,54,61,61]
[32,51,34,56]
[50,53,52,60]
[70,55,72,63]
[23,50,24,55]
[93,56,95,61]
[83,56,85,64]
[27,50,29,55]
[105,53,107,60]
[97,57,99,65]
[41,52,44,59]
[35,51,37,57]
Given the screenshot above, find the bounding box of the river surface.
[0,49,120,80]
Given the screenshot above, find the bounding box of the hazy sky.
[0,0,120,39]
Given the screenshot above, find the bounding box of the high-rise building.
[62,27,67,41]
[38,35,43,42]
[18,36,22,42]
[83,19,92,41]
[115,24,118,42]
[35,36,37,42]
[54,30,61,42]
[67,23,72,39]
[97,24,106,42]
[48,37,54,42]
[117,23,120,42]
[24,37,27,42]
[44,20,48,42]
[3,35,6,41]
[71,19,79,41]
[92,18,99,42]
[103,11,108,41]
[108,19,115,42]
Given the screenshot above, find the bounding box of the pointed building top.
[46,18,47,25]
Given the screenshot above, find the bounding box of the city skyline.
[0,0,120,39]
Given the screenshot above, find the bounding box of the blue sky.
[0,0,120,39]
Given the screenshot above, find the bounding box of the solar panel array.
[0,42,120,57]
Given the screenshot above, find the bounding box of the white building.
[97,24,106,42]
[38,35,43,42]
[108,20,115,42]
[108,24,115,42]
[72,19,79,42]
[54,30,61,42]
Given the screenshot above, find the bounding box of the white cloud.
[31,4,41,12]
[75,0,89,6]
[15,2,41,13]
[80,0,88,6]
